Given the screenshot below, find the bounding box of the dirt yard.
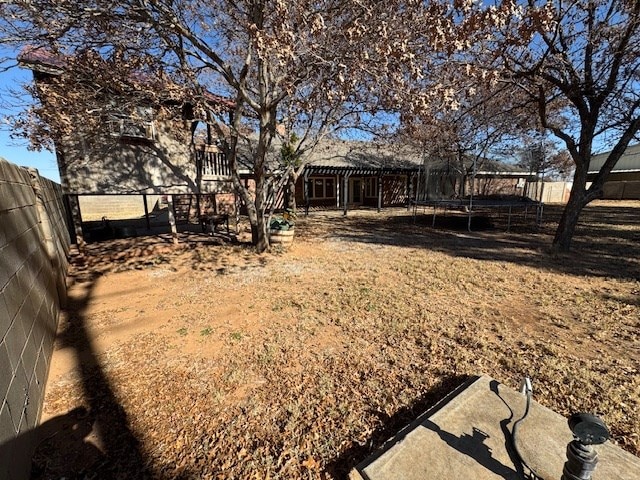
[32,201,639,479]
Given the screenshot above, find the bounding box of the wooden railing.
[196,146,231,177]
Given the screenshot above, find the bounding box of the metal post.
[537,203,544,226]
[143,194,151,230]
[468,157,477,233]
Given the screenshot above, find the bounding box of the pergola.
[302,164,421,215]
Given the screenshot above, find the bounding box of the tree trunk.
[252,171,270,253]
[226,134,269,253]
[243,200,268,252]
[251,222,269,252]
[287,171,298,212]
[552,179,589,252]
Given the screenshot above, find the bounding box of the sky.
[0,47,61,183]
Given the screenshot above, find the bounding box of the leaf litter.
[36,202,640,479]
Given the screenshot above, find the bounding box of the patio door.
[350,178,362,204]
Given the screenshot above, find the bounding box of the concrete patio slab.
[350,375,640,480]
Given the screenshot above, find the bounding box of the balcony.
[196,146,231,179]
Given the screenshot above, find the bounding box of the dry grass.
[34,201,639,479]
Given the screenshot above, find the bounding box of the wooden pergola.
[302,165,421,215]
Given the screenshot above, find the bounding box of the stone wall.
[0,157,70,479]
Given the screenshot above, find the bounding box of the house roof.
[17,46,65,74]
[303,138,423,175]
[589,143,640,174]
[297,139,531,177]
[18,46,235,111]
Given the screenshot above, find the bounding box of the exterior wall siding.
[295,174,411,209]
[0,158,70,480]
[59,120,232,195]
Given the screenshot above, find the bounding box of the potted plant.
[269,209,296,248]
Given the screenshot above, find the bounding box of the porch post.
[303,169,310,216]
[336,174,340,208]
[167,195,179,244]
[377,174,383,213]
[343,174,349,216]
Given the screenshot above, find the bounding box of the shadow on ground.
[326,374,470,478]
[70,226,253,282]
[296,204,640,280]
[25,267,196,479]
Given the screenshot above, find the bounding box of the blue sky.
[0,47,60,182]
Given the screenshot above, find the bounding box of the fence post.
[28,168,68,308]
[167,195,179,244]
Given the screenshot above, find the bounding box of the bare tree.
[516,137,574,182]
[2,0,525,251]
[398,74,539,200]
[498,0,640,251]
[0,1,443,251]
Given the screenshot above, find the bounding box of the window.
[364,177,378,198]
[314,179,324,198]
[325,178,335,198]
[309,177,337,199]
[107,106,156,141]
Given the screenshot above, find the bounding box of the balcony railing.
[196,146,231,178]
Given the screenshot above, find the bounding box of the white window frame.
[364,177,378,198]
[309,177,337,199]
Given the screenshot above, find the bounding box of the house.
[292,139,538,214]
[19,47,542,240]
[295,139,423,213]
[588,144,640,200]
[18,47,236,243]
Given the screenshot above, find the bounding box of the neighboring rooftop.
[589,143,640,174]
[304,139,423,172]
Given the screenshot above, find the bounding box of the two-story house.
[19,47,236,244]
